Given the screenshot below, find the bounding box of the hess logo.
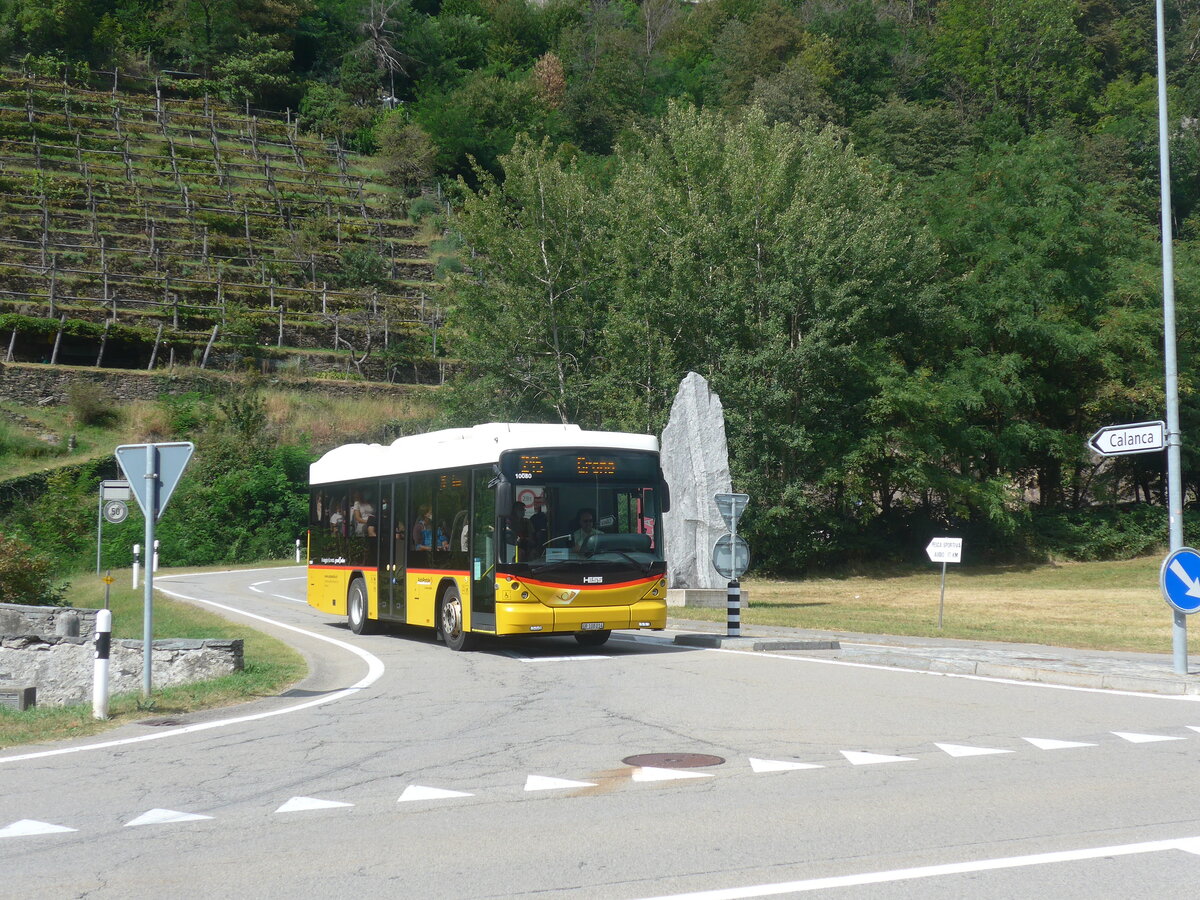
[583,576,604,584]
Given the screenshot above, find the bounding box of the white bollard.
[132,543,140,589]
[153,539,159,573]
[296,538,301,563]
[93,608,112,720]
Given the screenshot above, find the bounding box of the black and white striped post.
[92,606,112,720]
[714,493,751,638]
[727,579,741,637]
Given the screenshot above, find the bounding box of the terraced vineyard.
[0,69,443,382]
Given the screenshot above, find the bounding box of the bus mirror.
[496,480,513,513]
[659,478,671,513]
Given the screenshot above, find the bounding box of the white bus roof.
[310,422,659,486]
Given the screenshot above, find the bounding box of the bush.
[0,532,65,606]
[66,383,118,427]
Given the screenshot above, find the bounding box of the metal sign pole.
[142,444,158,699]
[1156,0,1186,674]
[95,490,103,575]
[938,561,947,630]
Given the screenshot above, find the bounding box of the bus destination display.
[506,450,655,482]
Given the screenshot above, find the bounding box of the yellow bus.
[307,423,670,650]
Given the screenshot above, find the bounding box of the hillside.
[0,68,444,382]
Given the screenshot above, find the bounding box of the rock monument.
[661,372,743,607]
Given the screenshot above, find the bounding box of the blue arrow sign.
[1161,548,1200,615]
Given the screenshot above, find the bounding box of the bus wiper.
[607,549,655,574]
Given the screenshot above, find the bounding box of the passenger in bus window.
[572,509,597,552]
[505,501,533,561]
[351,491,374,537]
[436,521,450,550]
[529,503,548,552]
[413,506,433,550]
[329,498,345,534]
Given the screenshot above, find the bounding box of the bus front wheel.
[348,577,373,635]
[439,586,476,651]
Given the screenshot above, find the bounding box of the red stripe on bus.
[515,574,661,591]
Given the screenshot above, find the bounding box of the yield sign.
[115,442,195,521]
[714,492,749,532]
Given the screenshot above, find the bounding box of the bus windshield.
[498,449,664,574]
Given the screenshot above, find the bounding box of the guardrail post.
[92,608,112,719]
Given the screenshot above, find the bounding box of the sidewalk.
[667,617,1200,696]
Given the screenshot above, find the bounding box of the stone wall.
[0,603,98,639]
[0,602,242,707]
[0,635,243,707]
[0,361,425,408]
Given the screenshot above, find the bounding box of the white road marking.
[696,643,1200,702]
[748,758,823,773]
[398,785,473,802]
[275,797,353,813]
[0,573,386,766]
[0,819,77,838]
[524,775,597,791]
[632,767,714,782]
[1112,731,1186,743]
[630,834,1200,899]
[840,750,916,766]
[934,743,1013,758]
[508,654,609,662]
[1023,737,1097,750]
[125,808,212,827]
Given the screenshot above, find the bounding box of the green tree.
[922,131,1149,512]
[606,104,944,567]
[932,0,1099,126]
[443,134,607,423]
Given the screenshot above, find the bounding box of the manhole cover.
[138,717,183,727]
[622,753,725,768]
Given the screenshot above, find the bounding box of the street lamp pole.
[1155,0,1187,674]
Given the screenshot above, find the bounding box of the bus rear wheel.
[439,586,476,651]
[575,629,611,647]
[348,577,373,635]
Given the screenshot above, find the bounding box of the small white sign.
[926,537,963,564]
[1087,421,1165,457]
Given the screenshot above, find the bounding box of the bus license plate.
[581,622,604,631]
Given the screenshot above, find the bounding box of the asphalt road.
[3,566,1200,898]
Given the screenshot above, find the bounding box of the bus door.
[380,479,407,619]
[470,468,496,629]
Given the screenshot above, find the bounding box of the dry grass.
[261,389,435,449]
[679,556,1199,654]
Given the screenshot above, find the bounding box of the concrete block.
[667,588,749,608]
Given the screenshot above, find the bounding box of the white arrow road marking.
[398,785,473,802]
[748,758,823,773]
[1112,731,1186,743]
[1189,726,1200,734]
[125,808,213,827]
[1169,559,1200,597]
[632,767,715,782]
[275,797,354,813]
[840,750,916,766]
[934,743,1013,758]
[0,819,77,838]
[524,775,598,791]
[1023,737,1097,750]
